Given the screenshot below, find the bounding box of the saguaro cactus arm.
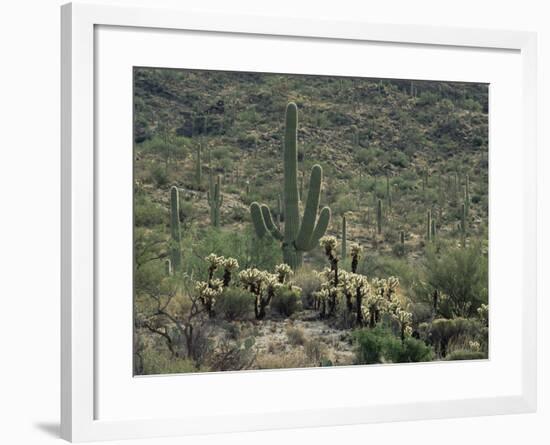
[295,164,322,250]
[307,207,331,250]
[250,202,268,238]
[260,204,283,241]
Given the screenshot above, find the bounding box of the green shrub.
[134,198,166,227]
[271,287,301,317]
[150,164,168,186]
[446,350,487,361]
[429,317,483,357]
[353,327,385,364]
[218,287,254,320]
[293,267,322,308]
[424,244,488,318]
[353,327,433,365]
[139,348,201,375]
[384,336,434,363]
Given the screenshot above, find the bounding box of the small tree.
[424,245,488,318]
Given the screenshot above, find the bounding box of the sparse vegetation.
[133,69,489,374]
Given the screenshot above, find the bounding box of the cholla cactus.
[238,268,278,319]
[313,287,330,318]
[338,270,355,312]
[469,340,481,352]
[386,276,399,299]
[372,276,399,301]
[365,291,386,328]
[274,263,293,284]
[319,235,337,256]
[195,278,223,318]
[222,257,239,287]
[205,253,224,281]
[477,303,489,327]
[319,236,339,306]
[394,307,413,341]
[350,243,363,273]
[238,268,264,292]
[343,273,370,325]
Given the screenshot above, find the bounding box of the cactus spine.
[341,215,347,259]
[170,186,182,271]
[376,199,383,234]
[207,174,223,227]
[250,103,331,269]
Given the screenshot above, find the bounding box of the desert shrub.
[389,150,409,168]
[384,336,434,363]
[255,350,309,370]
[293,267,322,308]
[271,287,302,317]
[304,339,328,364]
[332,194,357,215]
[139,348,201,375]
[446,350,487,361]
[218,287,254,320]
[353,327,433,365]
[178,200,196,222]
[429,317,482,357]
[410,302,433,325]
[353,327,386,364]
[359,254,416,291]
[134,198,166,227]
[286,326,306,346]
[149,164,168,186]
[424,244,488,317]
[182,226,281,280]
[392,241,406,257]
[207,337,256,372]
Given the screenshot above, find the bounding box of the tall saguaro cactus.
[376,199,383,235]
[250,103,331,269]
[426,210,432,241]
[341,215,347,259]
[170,186,182,272]
[207,174,223,227]
[195,145,202,188]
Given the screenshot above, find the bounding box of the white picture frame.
[61,2,538,442]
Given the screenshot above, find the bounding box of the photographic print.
[133,68,489,375]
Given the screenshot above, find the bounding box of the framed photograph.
[61,2,538,442]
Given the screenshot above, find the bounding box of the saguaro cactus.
[386,175,392,210]
[207,174,223,227]
[376,199,383,235]
[164,259,172,276]
[341,214,347,259]
[250,103,331,269]
[464,174,470,216]
[460,203,467,236]
[170,186,182,271]
[195,145,202,188]
[426,210,432,241]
